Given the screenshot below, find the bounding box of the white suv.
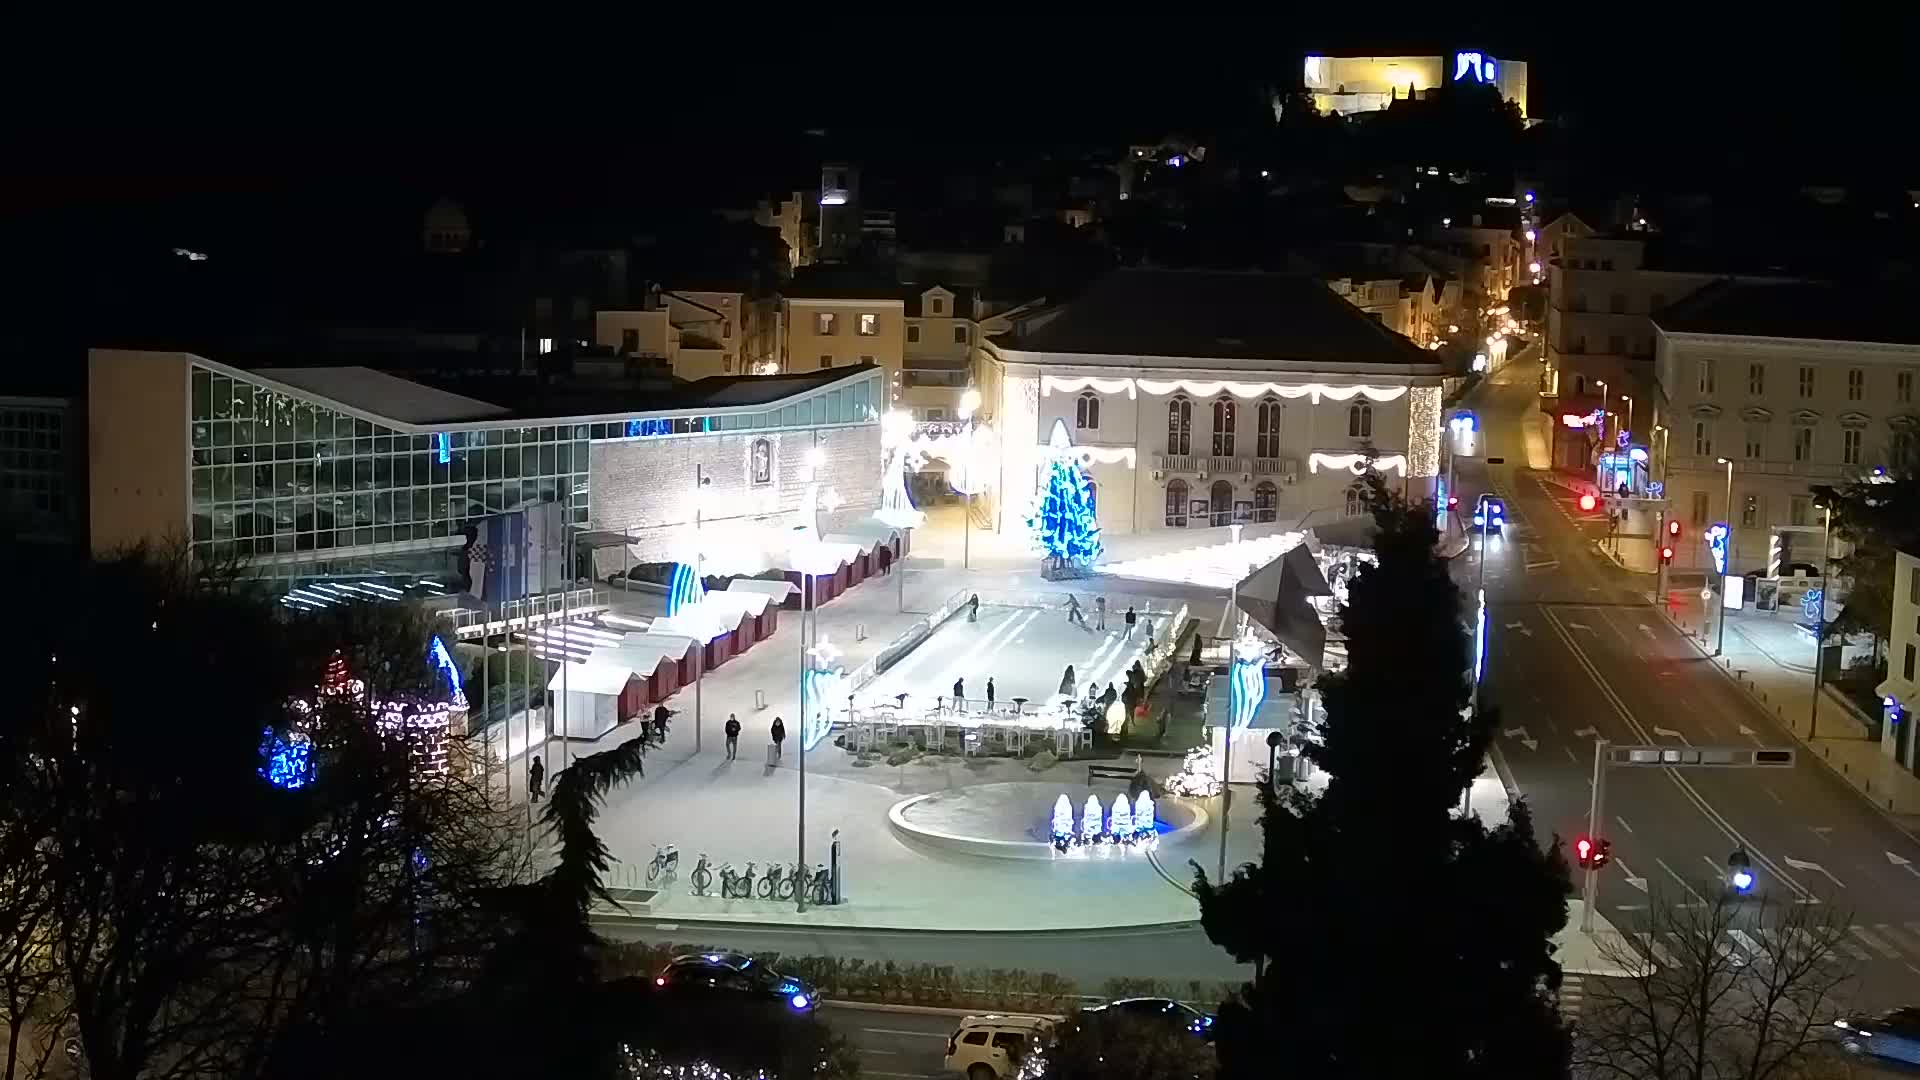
[943,1014,1055,1080]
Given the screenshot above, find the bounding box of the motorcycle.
[689,852,714,896]
[1727,849,1755,895]
[647,843,679,885]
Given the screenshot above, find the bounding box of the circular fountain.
[888,781,1208,861]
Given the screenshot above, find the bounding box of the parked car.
[944,1014,1055,1080]
[654,951,818,1012]
[1082,997,1215,1039]
[1833,1006,1920,1065]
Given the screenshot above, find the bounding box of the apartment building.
[1653,281,1920,575]
[781,275,908,414]
[591,287,775,381]
[1880,551,1920,769]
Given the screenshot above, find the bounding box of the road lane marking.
[1541,607,1813,904]
[862,1029,945,1038]
[1807,826,1833,845]
[1834,936,1874,962]
[861,1050,901,1056]
[1876,923,1920,957]
[1728,929,1764,962]
[1564,746,1579,764]
[1636,932,1679,968]
[1848,925,1902,959]
[1781,856,1846,891]
[1652,726,1689,742]
[1658,857,1709,902]
[1616,815,1635,834]
[1765,788,1784,806]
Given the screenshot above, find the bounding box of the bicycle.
[804,862,832,906]
[689,853,714,896]
[647,843,679,885]
[722,862,756,900]
[758,862,785,900]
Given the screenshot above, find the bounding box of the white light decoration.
[999,374,1042,535]
[1052,794,1075,842]
[1166,744,1223,797]
[1041,376,1138,398]
[1227,634,1268,729]
[1109,793,1134,839]
[1133,790,1154,838]
[1407,385,1442,477]
[1041,375,1410,403]
[1081,793,1104,844]
[802,637,845,751]
[1308,452,1408,475]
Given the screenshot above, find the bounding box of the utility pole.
[1581,738,1608,933]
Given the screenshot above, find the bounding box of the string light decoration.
[258,728,315,789]
[1108,792,1134,842]
[278,637,467,782]
[1228,634,1268,730]
[1407,385,1442,477]
[667,562,706,616]
[1133,790,1155,840]
[1027,420,1103,573]
[1043,375,1412,403]
[1166,745,1224,797]
[1052,794,1076,852]
[802,637,845,751]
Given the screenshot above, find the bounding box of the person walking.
[968,593,980,623]
[953,677,965,706]
[1059,664,1076,700]
[528,754,545,801]
[1066,594,1085,628]
[770,716,786,762]
[1124,605,1137,640]
[985,677,996,708]
[724,713,741,759]
[1095,595,1107,630]
[1143,617,1156,651]
[652,703,670,744]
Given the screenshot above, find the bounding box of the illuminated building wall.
[1302,53,1528,117]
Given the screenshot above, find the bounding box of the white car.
[943,1014,1055,1080]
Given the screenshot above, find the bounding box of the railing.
[1250,457,1298,479]
[1208,456,1250,474]
[446,587,610,634]
[1154,455,1198,472]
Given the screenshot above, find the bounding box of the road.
[1456,358,1920,1012]
[826,1005,962,1080]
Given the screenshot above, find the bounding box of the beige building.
[1302,52,1528,117]
[1879,551,1920,768]
[983,269,1445,538]
[1654,281,1920,575]
[593,287,775,381]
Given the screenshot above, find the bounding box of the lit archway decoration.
[1308,452,1408,475]
[1043,376,1411,403]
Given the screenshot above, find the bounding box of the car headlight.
[791,992,811,1009]
[1833,1019,1851,1030]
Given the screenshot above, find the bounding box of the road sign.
[1486,457,1506,465]
[1606,746,1795,768]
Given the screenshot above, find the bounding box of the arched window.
[1167,395,1192,455]
[1211,397,1237,456]
[1165,479,1189,526]
[1344,483,1366,517]
[1076,391,1100,430]
[1256,396,1282,459]
[1254,481,1278,523]
[1210,480,1234,528]
[1348,403,1373,438]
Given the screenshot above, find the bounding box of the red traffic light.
[1667,519,1682,538]
[1593,839,1613,869]
[1660,545,1675,563]
[1447,495,1459,509]
[1574,837,1594,868]
[1578,493,1597,512]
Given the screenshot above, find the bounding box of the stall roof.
[548,661,636,695]
[729,579,798,600]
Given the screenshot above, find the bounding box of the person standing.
[968,593,980,623]
[1095,595,1107,631]
[953,677,965,705]
[1124,605,1137,640]
[1143,617,1156,651]
[1059,664,1076,699]
[770,716,786,762]
[985,677,996,708]
[653,703,670,744]
[528,754,545,801]
[1066,594,1084,627]
[724,713,741,759]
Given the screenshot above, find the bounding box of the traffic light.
[1574,836,1595,869]
[1447,494,1459,509]
[1667,518,1682,540]
[1578,493,1597,512]
[1660,545,1675,564]
[1592,839,1612,870]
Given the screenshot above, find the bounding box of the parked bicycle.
[721,861,756,899]
[647,843,680,885]
[758,862,786,900]
[801,862,831,905]
[689,852,714,896]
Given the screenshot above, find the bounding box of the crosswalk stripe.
[1850,925,1903,960]
[1637,932,1679,968]
[1902,921,1920,944]
[1728,929,1765,962]
[1877,923,1920,956]
[1834,935,1874,962]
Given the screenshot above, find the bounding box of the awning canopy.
[548,661,637,695]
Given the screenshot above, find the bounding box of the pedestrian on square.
[1124,605,1137,639]
[724,713,741,759]
[1102,682,1118,709]
[968,593,980,623]
[528,755,545,801]
[770,716,786,761]
[1143,617,1156,651]
[653,703,670,744]
[985,677,995,707]
[953,677,965,704]
[1095,595,1107,630]
[1066,594,1086,628]
[1059,664,1076,699]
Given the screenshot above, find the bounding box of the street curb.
[590,911,1206,936]
[822,1000,1066,1020]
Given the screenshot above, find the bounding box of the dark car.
[655,951,819,1012]
[1834,1007,1920,1065]
[1082,997,1214,1039]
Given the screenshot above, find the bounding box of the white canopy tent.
[547,661,636,739]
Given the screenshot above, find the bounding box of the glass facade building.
[185,362,880,589]
[0,397,77,541]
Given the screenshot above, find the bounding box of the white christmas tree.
[1081,793,1104,843]
[1133,790,1155,838]
[1109,792,1134,840]
[1166,745,1223,798]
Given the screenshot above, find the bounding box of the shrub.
[1027,750,1059,771]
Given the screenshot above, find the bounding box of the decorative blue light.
[1731,869,1754,892]
[790,993,810,1009]
[667,562,705,616]
[435,432,451,464]
[429,635,464,702]
[1027,421,1103,569]
[1629,447,1649,463]
[1707,523,1730,575]
[1474,588,1488,684]
[1802,589,1824,623]
[624,418,674,439]
[259,727,314,790]
[1228,643,1266,729]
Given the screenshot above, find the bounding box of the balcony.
[1251,457,1300,481]
[1208,456,1251,474]
[1155,454,1199,473]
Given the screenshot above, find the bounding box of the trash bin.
[767,743,780,766]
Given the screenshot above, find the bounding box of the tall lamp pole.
[1620,395,1634,445]
[693,470,710,754]
[796,569,811,912]
[1596,379,1610,445]
[1715,457,1734,657]
[1810,502,1833,739]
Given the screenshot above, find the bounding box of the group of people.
[1063,595,1154,647]
[722,712,784,761]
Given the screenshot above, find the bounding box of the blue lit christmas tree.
[1028,419,1103,575]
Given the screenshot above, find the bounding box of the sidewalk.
[1654,588,1920,820]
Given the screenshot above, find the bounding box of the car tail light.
[947,1034,959,1056]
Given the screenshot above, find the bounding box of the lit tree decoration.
[667,561,706,616]
[877,409,928,529]
[1081,793,1104,845]
[1133,790,1155,839]
[1052,793,1075,852]
[258,728,314,789]
[1227,633,1268,730]
[1166,745,1223,798]
[1109,792,1134,843]
[803,637,845,751]
[1026,419,1103,575]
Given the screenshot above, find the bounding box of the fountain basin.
[888,781,1208,861]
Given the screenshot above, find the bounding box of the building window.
[1254,481,1278,523]
[1793,426,1813,462]
[1610,292,1627,313]
[1901,370,1915,403]
[1697,359,1715,394]
[621,328,639,353]
[1167,396,1192,455]
[1906,643,1916,683]
[1348,403,1373,438]
[1748,363,1765,396]
[1212,397,1237,456]
[1570,293,1587,313]
[1790,495,1810,527]
[931,298,944,315]
[1256,396,1282,458]
[1848,368,1865,401]
[1608,334,1626,355]
[1799,365,1815,398]
[723,322,732,340]
[816,312,838,335]
[1844,428,1862,465]
[858,313,878,336]
[1745,423,1765,459]
[1165,480,1189,527]
[1693,419,1714,457]
[819,355,832,369]
[953,326,968,344]
[723,355,733,373]
[1210,480,1234,527]
[1911,566,1920,606]
[1076,392,1100,431]
[1345,484,1367,517]
[907,325,921,343]
[1691,491,1709,525]
[1741,495,1759,528]
[538,337,554,355]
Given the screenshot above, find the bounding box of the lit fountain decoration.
[1080,794,1103,847]
[1133,790,1155,842]
[1052,794,1076,852]
[267,635,468,787]
[1052,790,1160,855]
[1108,793,1133,838]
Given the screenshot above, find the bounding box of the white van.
[943,1014,1055,1080]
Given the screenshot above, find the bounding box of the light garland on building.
[1042,375,1412,403]
[275,638,466,782]
[1308,452,1408,475]
[1407,385,1442,477]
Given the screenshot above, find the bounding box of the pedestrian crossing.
[1596,920,1920,971]
[1558,975,1585,1021]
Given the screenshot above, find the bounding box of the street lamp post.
[1266,730,1282,797]
[693,469,711,754]
[1715,457,1734,657]
[1596,379,1609,444]
[796,569,811,912]
[1810,502,1833,739]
